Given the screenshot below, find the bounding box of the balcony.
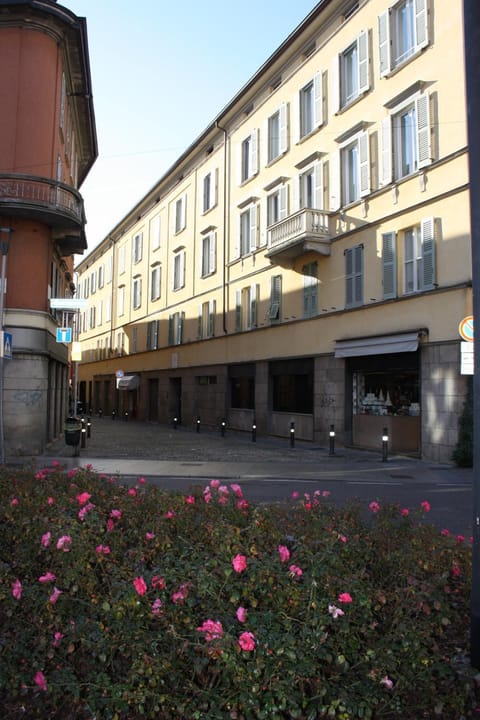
[0,173,87,255]
[266,209,332,267]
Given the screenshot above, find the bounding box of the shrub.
[0,464,477,719]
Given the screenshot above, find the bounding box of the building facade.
[0,0,97,455]
[76,0,470,462]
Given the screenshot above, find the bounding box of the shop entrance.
[348,352,420,454]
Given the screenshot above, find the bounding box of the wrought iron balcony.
[265,208,332,267]
[0,173,87,255]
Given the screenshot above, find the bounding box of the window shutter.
[416,94,431,168]
[210,232,216,273]
[251,284,258,328]
[146,320,152,349]
[345,248,354,306]
[168,315,174,345]
[421,217,435,289]
[354,245,364,305]
[235,214,241,258]
[263,117,270,166]
[357,31,369,94]
[359,131,370,197]
[293,91,300,145]
[381,117,392,186]
[378,11,391,77]
[235,289,242,331]
[209,299,216,337]
[415,0,429,50]
[213,167,218,207]
[153,320,158,348]
[250,128,258,176]
[314,161,323,209]
[313,71,323,127]
[270,275,282,320]
[279,102,288,154]
[382,232,397,299]
[198,305,203,339]
[330,151,341,211]
[331,56,340,114]
[279,185,288,219]
[178,312,184,344]
[180,195,186,231]
[249,205,258,251]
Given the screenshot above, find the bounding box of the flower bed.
[0,464,477,719]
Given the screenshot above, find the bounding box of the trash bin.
[64,417,82,447]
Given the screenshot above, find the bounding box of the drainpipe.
[216,120,229,334]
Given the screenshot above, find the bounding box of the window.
[203,170,218,212]
[83,277,89,298]
[132,276,142,309]
[271,359,314,413]
[118,286,125,317]
[89,306,96,329]
[237,205,258,258]
[345,245,364,308]
[172,252,185,290]
[339,131,370,205]
[105,296,111,323]
[230,365,255,410]
[168,311,184,345]
[198,299,216,339]
[235,285,259,331]
[106,256,113,284]
[299,162,323,209]
[132,233,143,263]
[302,262,318,318]
[381,94,431,184]
[59,73,66,131]
[146,319,159,350]
[150,264,161,301]
[132,327,138,353]
[90,271,96,294]
[150,215,161,251]
[97,300,103,326]
[201,232,216,277]
[382,231,397,299]
[119,245,126,274]
[240,129,258,183]
[269,275,282,322]
[403,218,435,293]
[267,103,288,163]
[299,72,322,139]
[267,186,287,226]
[174,194,186,234]
[98,264,104,289]
[379,0,429,76]
[333,32,369,112]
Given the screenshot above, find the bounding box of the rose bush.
[0,463,477,719]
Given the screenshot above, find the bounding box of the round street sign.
[115,369,125,379]
[459,315,474,342]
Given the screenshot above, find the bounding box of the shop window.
[353,369,419,416]
[271,359,313,413]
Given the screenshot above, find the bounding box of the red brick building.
[0,0,97,456]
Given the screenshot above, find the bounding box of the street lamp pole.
[0,227,13,465]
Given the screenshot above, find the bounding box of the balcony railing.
[0,173,85,227]
[266,208,332,267]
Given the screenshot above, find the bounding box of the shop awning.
[117,374,140,390]
[334,331,422,358]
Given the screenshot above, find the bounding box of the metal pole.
[463,0,480,669]
[0,228,12,465]
[381,428,389,463]
[329,424,335,456]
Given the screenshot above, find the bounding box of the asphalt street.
[31,417,474,536]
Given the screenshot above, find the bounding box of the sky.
[64,0,319,254]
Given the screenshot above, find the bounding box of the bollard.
[124,411,129,421]
[252,420,257,443]
[98,408,103,419]
[220,419,226,437]
[290,421,295,448]
[382,427,389,462]
[112,410,116,421]
[87,417,92,439]
[81,418,86,448]
[196,416,201,433]
[173,416,178,430]
[329,424,335,456]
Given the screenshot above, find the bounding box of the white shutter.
[198,304,203,339]
[381,117,392,186]
[213,168,218,207]
[279,184,288,219]
[415,0,429,50]
[314,161,323,210]
[357,31,369,94]
[359,131,370,197]
[313,71,323,127]
[263,117,270,167]
[421,217,435,289]
[250,128,258,176]
[209,299,216,337]
[235,289,242,331]
[330,151,341,211]
[293,91,300,145]
[210,232,216,273]
[331,56,340,114]
[250,283,258,328]
[378,10,391,77]
[180,252,185,288]
[249,205,258,251]
[279,102,288,154]
[180,194,186,231]
[235,214,241,258]
[416,94,431,168]
[382,232,397,299]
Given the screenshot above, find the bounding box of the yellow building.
[75,0,471,462]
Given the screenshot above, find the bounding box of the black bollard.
[329,424,335,456]
[382,427,389,462]
[252,420,257,443]
[173,416,178,430]
[124,411,129,421]
[87,417,91,439]
[290,421,295,448]
[196,416,201,433]
[81,418,86,448]
[98,408,103,419]
[220,419,226,437]
[112,410,116,421]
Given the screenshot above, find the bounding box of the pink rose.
[238,631,256,651]
[338,592,353,604]
[236,606,247,623]
[49,587,62,604]
[133,576,148,596]
[289,564,303,577]
[369,501,380,513]
[39,572,56,583]
[76,492,91,505]
[278,545,290,563]
[197,619,224,642]
[41,532,51,548]
[12,579,22,600]
[420,500,431,512]
[232,554,247,573]
[34,671,47,692]
[56,535,72,552]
